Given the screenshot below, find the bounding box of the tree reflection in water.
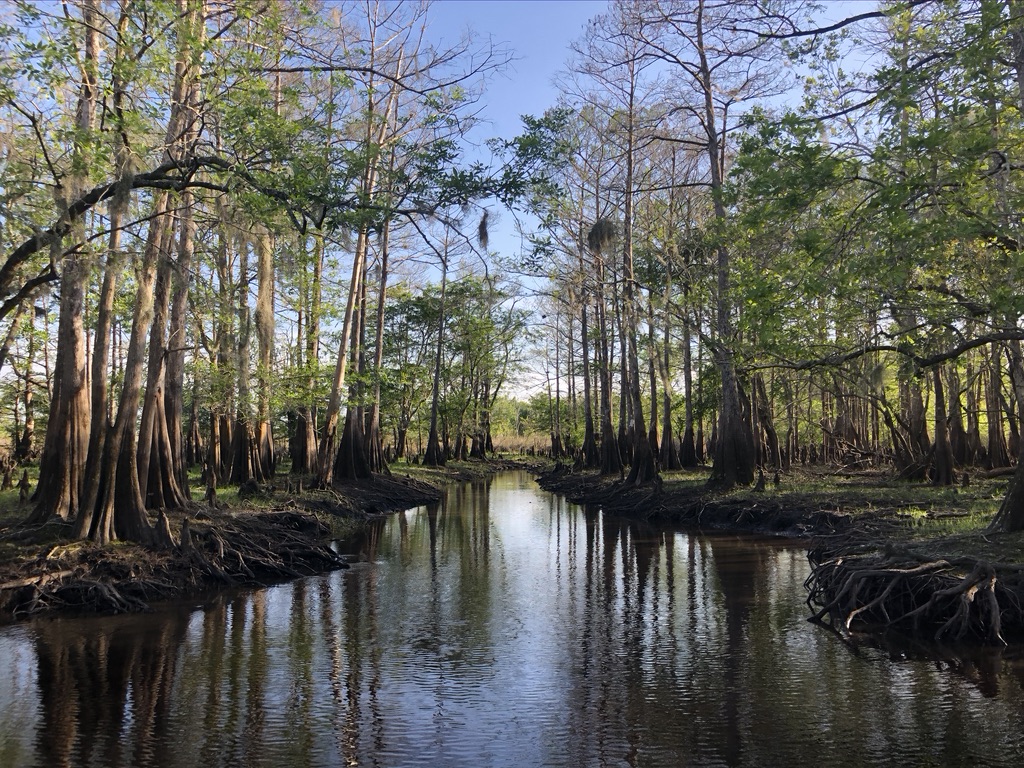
[7,471,1024,768]
[33,609,189,767]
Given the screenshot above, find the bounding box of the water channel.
[2,471,1024,767]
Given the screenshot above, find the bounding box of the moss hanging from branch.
[587,218,616,255]
[477,209,489,249]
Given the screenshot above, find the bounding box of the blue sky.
[426,0,606,140]
[419,1,874,268]
[413,1,874,391]
[422,1,607,267]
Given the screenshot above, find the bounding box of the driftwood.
[0,569,75,591]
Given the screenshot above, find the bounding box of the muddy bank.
[0,471,447,622]
[536,465,902,539]
[537,464,1024,644]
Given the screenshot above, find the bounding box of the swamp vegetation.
[1,0,1024,650]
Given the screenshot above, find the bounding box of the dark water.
[2,471,1024,768]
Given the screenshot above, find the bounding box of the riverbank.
[0,462,510,622]
[536,464,1000,538]
[537,464,1024,644]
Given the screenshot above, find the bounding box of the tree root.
[177,510,346,587]
[806,546,1018,645]
[0,510,348,620]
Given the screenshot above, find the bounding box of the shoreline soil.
[537,463,1024,645]
[0,468,463,623]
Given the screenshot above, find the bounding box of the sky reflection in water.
[1,470,1024,767]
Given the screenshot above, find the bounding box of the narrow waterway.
[2,471,1024,767]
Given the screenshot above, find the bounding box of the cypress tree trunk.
[647,298,660,459]
[696,6,753,488]
[577,202,599,468]
[317,53,402,485]
[596,260,620,476]
[80,192,173,544]
[579,289,599,468]
[986,345,1010,469]
[78,6,131,522]
[947,366,968,467]
[335,252,372,481]
[254,228,275,480]
[659,278,681,471]
[423,256,448,467]
[966,352,983,465]
[365,220,392,475]
[292,235,323,475]
[932,365,955,486]
[229,233,257,485]
[319,226,368,484]
[614,274,632,468]
[139,0,204,507]
[137,247,188,508]
[754,375,781,470]
[679,296,698,468]
[164,185,196,496]
[30,0,100,525]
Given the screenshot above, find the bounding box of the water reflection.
[1,471,1024,767]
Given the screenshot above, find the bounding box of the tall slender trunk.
[986,344,1010,469]
[557,309,565,460]
[334,247,371,480]
[680,283,698,467]
[292,234,322,474]
[164,186,196,496]
[78,4,131,522]
[697,1,754,487]
[620,93,655,485]
[82,192,173,544]
[137,241,176,505]
[579,287,599,468]
[318,51,404,486]
[423,256,448,467]
[30,0,100,524]
[578,201,599,468]
[646,296,659,458]
[365,221,392,474]
[254,227,275,479]
[229,233,257,484]
[596,255,620,476]
[932,365,955,485]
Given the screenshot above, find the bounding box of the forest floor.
[0,459,527,623]
[538,463,1024,644]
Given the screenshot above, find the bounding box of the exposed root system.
[805,546,1024,645]
[536,465,1024,646]
[0,466,466,622]
[0,510,347,620]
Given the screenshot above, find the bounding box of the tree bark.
[694,1,754,488]
[423,256,448,467]
[254,227,275,480]
[365,220,392,475]
[29,0,100,524]
[932,365,955,485]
